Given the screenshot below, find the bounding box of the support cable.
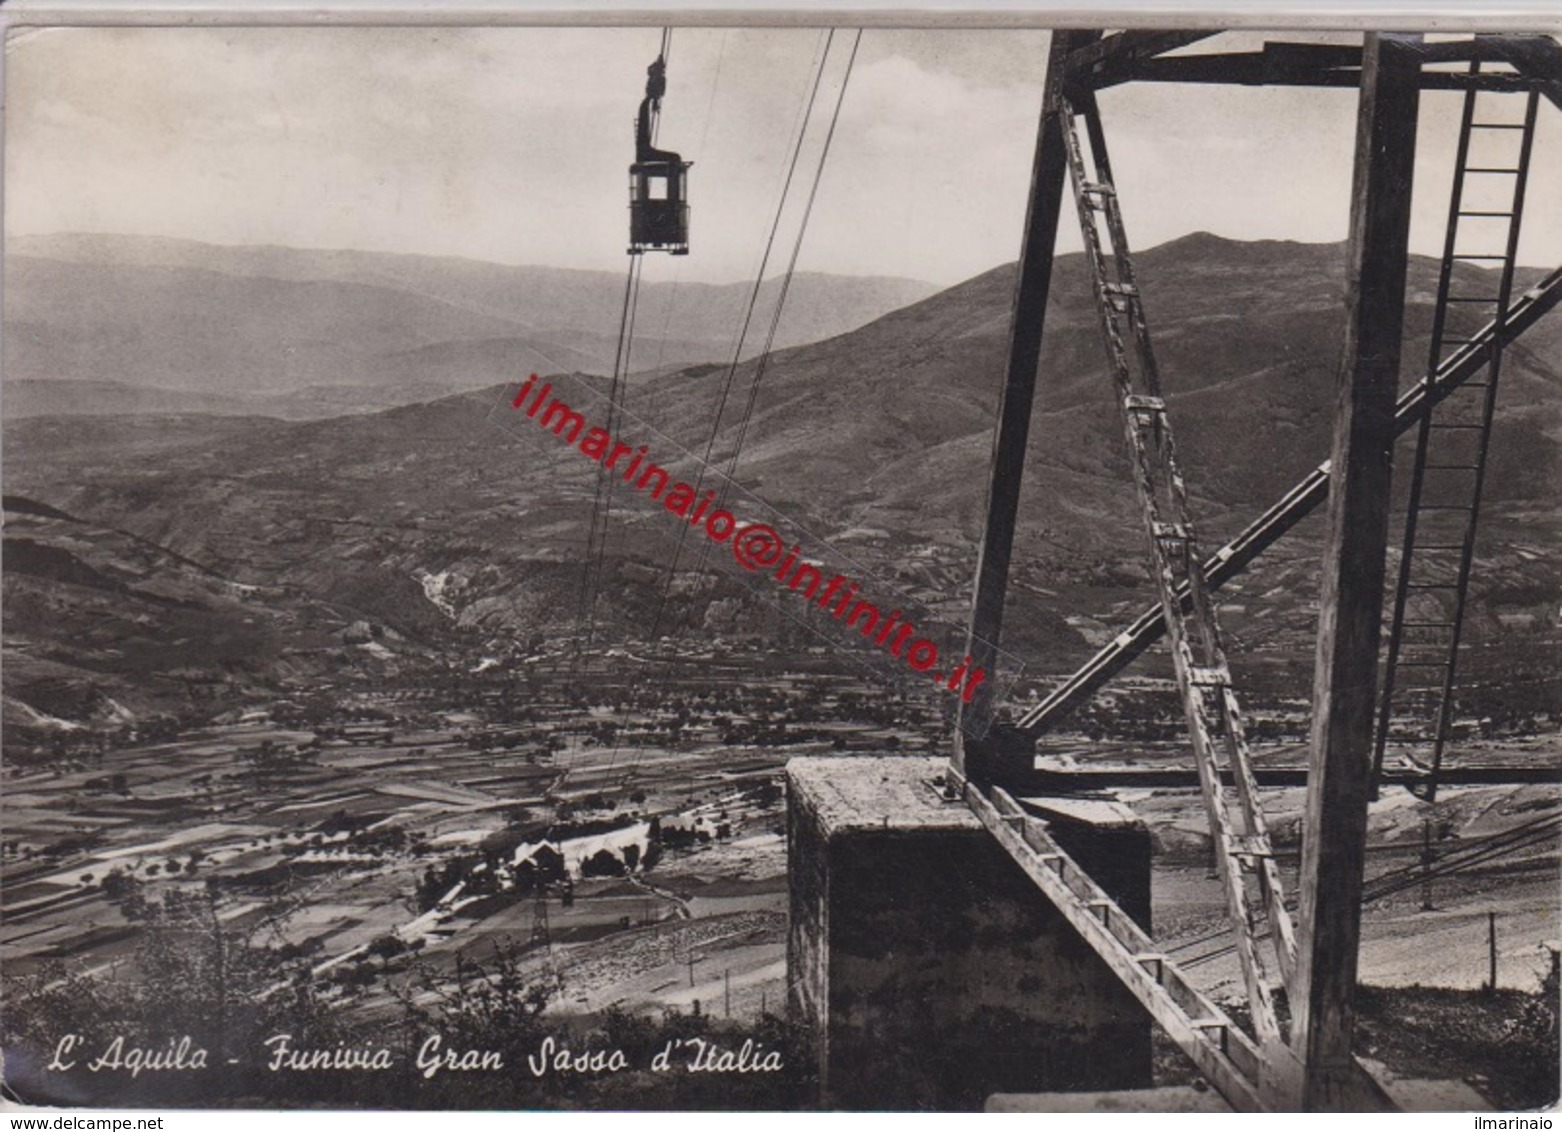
[573,256,643,660]
[715,31,861,502]
[645,31,837,641]
[648,30,729,383]
[683,29,862,591]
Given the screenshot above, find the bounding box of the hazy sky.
[7,26,1559,285]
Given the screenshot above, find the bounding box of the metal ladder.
[1374,68,1539,802]
[1056,92,1296,1045]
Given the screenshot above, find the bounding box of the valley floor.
[1,673,1554,1110]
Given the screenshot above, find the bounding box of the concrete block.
[787,755,1153,1110]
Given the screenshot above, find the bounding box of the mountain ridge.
[6,232,941,416]
[4,232,1558,730]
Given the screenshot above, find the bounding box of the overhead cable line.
[712,30,862,519]
[646,29,844,641]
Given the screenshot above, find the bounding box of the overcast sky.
[7,26,1559,285]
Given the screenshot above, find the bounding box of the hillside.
[1,487,409,732]
[4,234,938,416]
[4,234,1558,729]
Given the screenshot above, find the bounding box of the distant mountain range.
[4,233,939,419]
[3,232,1558,731]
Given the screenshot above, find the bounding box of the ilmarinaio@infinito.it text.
[511,374,987,703]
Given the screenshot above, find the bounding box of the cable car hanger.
[629,40,692,256]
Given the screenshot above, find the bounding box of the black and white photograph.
[1,9,1559,1114]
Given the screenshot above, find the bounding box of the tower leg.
[1293,31,1422,1112]
[954,30,1098,767]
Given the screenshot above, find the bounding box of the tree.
[393,938,556,1106]
[2,887,356,1106]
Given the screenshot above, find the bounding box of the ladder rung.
[1405,581,1456,589]
[1190,1018,1230,1051]
[1413,544,1467,551]
[1189,1017,1233,1055]
[1451,255,1508,261]
[1396,661,1452,668]
[1402,620,1456,628]
[1133,953,1169,982]
[1152,521,1190,542]
[1124,394,1165,414]
[1443,296,1503,303]
[1103,285,1140,313]
[1463,167,1519,174]
[1428,424,1486,431]
[1471,122,1528,129]
[1188,664,1231,687]
[1424,464,1480,471]
[1456,210,1514,218]
[1229,836,1274,859]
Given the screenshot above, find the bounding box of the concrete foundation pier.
[786,755,1154,1110]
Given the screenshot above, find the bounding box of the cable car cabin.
[629,54,690,255]
[628,159,691,255]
